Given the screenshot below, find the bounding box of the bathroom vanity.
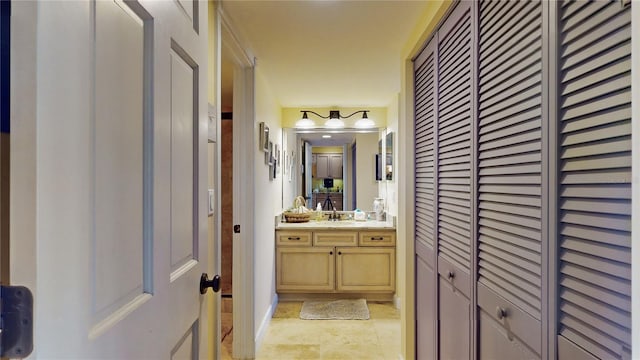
[275,219,396,298]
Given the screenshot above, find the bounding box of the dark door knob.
[200,273,221,294]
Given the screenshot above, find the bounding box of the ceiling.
[220,0,431,109]
[297,131,356,146]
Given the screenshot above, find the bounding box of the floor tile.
[223,300,400,359]
[256,344,321,360]
[320,343,386,360]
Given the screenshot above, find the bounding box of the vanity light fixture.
[294,111,316,128]
[354,111,375,128]
[296,110,372,129]
[322,134,332,138]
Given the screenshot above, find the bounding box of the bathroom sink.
[314,220,357,226]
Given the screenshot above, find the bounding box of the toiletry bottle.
[316,203,323,220]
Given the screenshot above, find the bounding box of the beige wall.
[253,66,282,340]
[355,132,379,210]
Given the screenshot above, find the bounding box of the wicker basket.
[283,212,311,223]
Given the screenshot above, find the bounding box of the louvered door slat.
[557,1,632,357]
[436,3,472,274]
[477,0,543,336]
[414,43,436,255]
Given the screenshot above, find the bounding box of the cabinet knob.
[288,237,300,241]
[447,271,455,280]
[329,251,333,255]
[371,237,384,241]
[496,306,508,320]
[338,251,342,255]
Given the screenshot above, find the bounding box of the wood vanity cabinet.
[276,229,396,293]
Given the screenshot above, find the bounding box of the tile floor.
[221,300,401,360]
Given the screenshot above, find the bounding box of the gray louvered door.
[436,2,473,359]
[437,0,473,284]
[414,36,438,360]
[476,0,544,357]
[557,1,632,359]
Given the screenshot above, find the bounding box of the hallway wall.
[253,66,282,345]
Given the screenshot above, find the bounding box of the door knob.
[200,273,221,294]
[496,306,508,320]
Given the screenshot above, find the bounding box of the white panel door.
[10,0,213,358]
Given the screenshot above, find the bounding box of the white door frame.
[218,7,257,359]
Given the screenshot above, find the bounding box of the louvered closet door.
[477,0,544,357]
[557,2,632,359]
[436,0,473,294]
[414,37,437,360]
[436,2,473,359]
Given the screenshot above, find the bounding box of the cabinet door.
[276,247,335,292]
[311,154,317,178]
[316,154,329,178]
[331,195,343,211]
[336,247,395,292]
[329,154,343,178]
[557,1,632,358]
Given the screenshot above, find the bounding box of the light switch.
[208,189,215,216]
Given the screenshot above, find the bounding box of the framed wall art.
[259,122,269,152]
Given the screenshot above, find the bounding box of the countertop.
[276,217,395,230]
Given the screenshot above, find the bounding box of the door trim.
[220,8,257,359]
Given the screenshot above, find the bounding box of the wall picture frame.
[265,141,273,165]
[259,122,269,152]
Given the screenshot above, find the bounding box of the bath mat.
[300,299,370,320]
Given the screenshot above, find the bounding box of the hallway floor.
[222,300,401,359]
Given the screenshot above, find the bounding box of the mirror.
[281,128,384,212]
[375,131,393,181]
[385,131,393,181]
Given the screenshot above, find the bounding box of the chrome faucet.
[330,207,339,221]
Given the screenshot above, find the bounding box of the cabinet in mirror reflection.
[281,128,388,211]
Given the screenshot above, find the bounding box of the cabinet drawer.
[276,231,312,246]
[359,231,396,246]
[313,231,357,246]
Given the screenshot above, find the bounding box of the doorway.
[0,0,10,287]
[219,50,234,358]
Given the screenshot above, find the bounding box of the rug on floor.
[299,299,370,320]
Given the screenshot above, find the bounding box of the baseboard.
[277,293,395,302]
[393,294,401,310]
[255,293,278,354]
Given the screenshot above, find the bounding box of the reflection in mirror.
[281,128,383,212]
[385,131,393,181]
